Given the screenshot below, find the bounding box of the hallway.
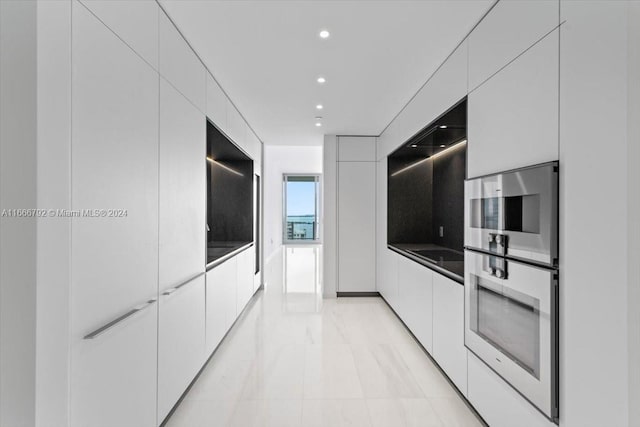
[165,246,483,427]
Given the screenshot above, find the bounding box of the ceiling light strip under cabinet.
[391,140,467,177]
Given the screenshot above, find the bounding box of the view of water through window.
[284,175,319,241]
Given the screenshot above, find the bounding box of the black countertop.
[388,243,464,285]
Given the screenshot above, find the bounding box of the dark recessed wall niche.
[387,99,467,253]
[207,120,254,264]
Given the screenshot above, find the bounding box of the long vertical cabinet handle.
[83,298,158,340]
[161,271,205,297]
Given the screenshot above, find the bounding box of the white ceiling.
[160,0,493,146]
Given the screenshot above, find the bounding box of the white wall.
[263,145,323,263]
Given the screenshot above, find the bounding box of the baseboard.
[337,291,381,297]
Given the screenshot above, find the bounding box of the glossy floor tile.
[165,245,484,427]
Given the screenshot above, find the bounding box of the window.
[283,174,320,242]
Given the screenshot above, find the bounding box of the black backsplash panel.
[387,98,467,252]
[431,146,466,251]
[387,157,433,243]
[207,121,254,246]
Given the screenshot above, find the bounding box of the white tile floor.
[165,245,484,427]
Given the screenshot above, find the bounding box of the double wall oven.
[464,162,559,423]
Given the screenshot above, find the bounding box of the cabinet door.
[205,258,237,355]
[158,275,206,422]
[338,136,376,162]
[397,257,433,352]
[468,0,559,91]
[236,247,255,314]
[337,162,376,292]
[432,273,467,395]
[468,30,559,178]
[78,0,159,69]
[159,10,205,112]
[206,73,227,130]
[71,4,158,426]
[226,103,246,149]
[159,79,206,290]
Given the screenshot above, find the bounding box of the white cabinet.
[378,249,399,310]
[468,353,555,427]
[159,10,205,112]
[157,275,205,422]
[337,161,376,292]
[377,41,468,160]
[70,4,159,426]
[468,29,559,178]
[338,136,376,161]
[468,0,559,91]
[236,247,255,314]
[432,273,467,395]
[397,257,433,352]
[205,258,238,355]
[79,0,159,69]
[159,79,206,290]
[226,103,247,149]
[71,302,158,427]
[206,73,227,130]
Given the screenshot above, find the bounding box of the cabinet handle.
[83,298,157,340]
[161,272,204,297]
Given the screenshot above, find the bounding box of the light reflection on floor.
[165,244,484,427]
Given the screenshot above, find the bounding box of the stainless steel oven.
[465,162,558,267]
[464,162,559,423]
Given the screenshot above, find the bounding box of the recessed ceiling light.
[317,77,326,84]
[439,125,448,129]
[315,122,322,127]
[316,104,323,110]
[410,144,418,148]
[440,144,446,148]
[319,30,330,39]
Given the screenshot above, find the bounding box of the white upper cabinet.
[468,0,559,91]
[71,0,159,340]
[432,274,467,396]
[159,79,206,290]
[70,4,158,426]
[159,10,205,112]
[468,29,559,178]
[157,274,206,423]
[226,103,247,149]
[206,73,227,130]
[338,136,376,162]
[378,41,468,160]
[79,0,159,69]
[397,256,433,352]
[338,161,377,292]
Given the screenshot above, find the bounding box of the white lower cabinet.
[468,353,556,427]
[205,258,238,355]
[237,247,255,314]
[377,248,399,310]
[432,274,468,395]
[71,304,158,427]
[397,257,433,352]
[157,275,206,422]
